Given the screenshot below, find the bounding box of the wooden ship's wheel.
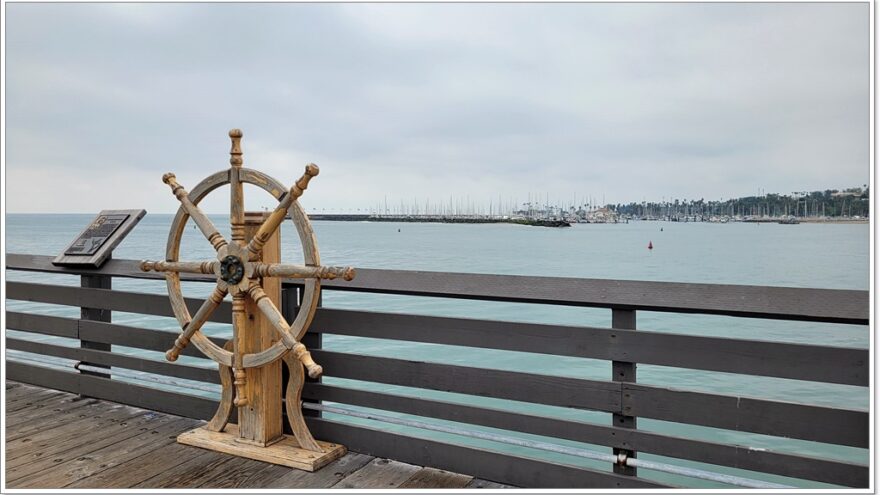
[140,129,353,470]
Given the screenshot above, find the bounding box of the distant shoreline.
[4,212,869,225]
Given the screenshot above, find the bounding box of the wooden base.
[177,424,346,472]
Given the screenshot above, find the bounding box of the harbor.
[4,2,870,490]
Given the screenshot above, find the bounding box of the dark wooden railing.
[5,253,869,488]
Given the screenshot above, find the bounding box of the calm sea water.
[4,213,870,487]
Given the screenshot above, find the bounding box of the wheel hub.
[219,255,245,284]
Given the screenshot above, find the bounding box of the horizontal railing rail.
[4,253,869,488]
[6,254,869,324]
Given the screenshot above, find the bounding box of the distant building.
[832,190,863,198]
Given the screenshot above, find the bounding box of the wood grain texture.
[7,411,169,483]
[237,212,283,445]
[65,441,214,488]
[140,259,218,275]
[165,283,227,362]
[244,163,319,260]
[252,262,355,281]
[283,351,322,452]
[6,407,149,466]
[205,340,235,432]
[229,129,246,244]
[14,417,196,488]
[132,450,235,488]
[466,478,517,488]
[7,398,103,438]
[334,458,420,489]
[192,458,275,488]
[261,452,374,488]
[161,173,228,251]
[4,384,490,490]
[231,293,249,407]
[177,424,345,471]
[400,467,473,488]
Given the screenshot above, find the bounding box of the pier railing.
[5,253,869,488]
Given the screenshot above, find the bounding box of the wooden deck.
[4,381,510,489]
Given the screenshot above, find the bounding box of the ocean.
[4,213,870,488]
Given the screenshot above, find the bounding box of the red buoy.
[648,241,653,250]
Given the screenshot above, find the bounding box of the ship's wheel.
[141,129,354,410]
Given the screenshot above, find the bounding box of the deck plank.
[5,383,47,402]
[10,417,198,488]
[6,407,151,469]
[6,389,70,413]
[194,458,277,488]
[400,467,474,488]
[133,449,242,488]
[7,398,104,438]
[66,441,216,488]
[335,458,421,489]
[467,478,517,488]
[7,410,180,483]
[262,452,375,489]
[5,380,490,489]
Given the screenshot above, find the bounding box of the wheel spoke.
[251,262,355,281]
[140,259,217,275]
[162,173,228,251]
[246,164,319,260]
[229,129,246,246]
[165,283,227,362]
[246,282,323,378]
[231,292,249,407]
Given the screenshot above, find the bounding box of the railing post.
[79,257,112,381]
[612,308,637,476]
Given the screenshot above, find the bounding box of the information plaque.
[52,209,146,268]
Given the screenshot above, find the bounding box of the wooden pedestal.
[178,425,346,471]
[176,212,341,471]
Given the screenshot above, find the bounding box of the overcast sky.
[5,2,869,214]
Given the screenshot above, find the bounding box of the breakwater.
[307,214,570,228]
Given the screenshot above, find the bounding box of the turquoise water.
[4,213,870,487]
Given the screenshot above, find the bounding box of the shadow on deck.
[4,381,510,489]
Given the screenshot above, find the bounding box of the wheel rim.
[164,167,321,368]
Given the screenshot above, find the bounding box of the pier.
[307,214,571,227]
[5,252,869,488]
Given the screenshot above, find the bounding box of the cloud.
[5,3,869,213]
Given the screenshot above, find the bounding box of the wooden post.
[239,212,284,446]
[79,263,111,381]
[611,308,637,476]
